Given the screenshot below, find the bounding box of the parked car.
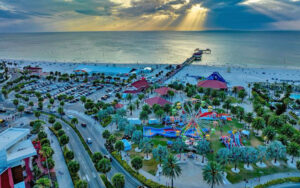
[86,138,92,144]
[81,123,87,127]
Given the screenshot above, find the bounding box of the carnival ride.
[220,130,244,149]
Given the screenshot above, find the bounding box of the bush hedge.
[289,111,299,120]
[49,126,78,186]
[101,115,112,128]
[43,112,93,159]
[100,174,115,188]
[111,151,167,188]
[254,177,300,188]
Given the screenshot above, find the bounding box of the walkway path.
[228,172,300,188]
[44,126,74,188]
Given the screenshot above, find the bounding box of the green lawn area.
[226,161,296,183]
[128,144,159,176]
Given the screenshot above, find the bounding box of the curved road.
[41,115,104,188]
[65,110,142,188]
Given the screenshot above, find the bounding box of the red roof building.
[131,78,149,90]
[114,103,124,109]
[154,87,175,96]
[23,66,42,75]
[145,96,172,107]
[197,80,227,89]
[124,78,150,94]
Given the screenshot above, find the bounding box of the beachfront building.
[154,87,175,96]
[197,80,228,90]
[23,66,42,75]
[73,65,133,76]
[0,128,37,188]
[124,77,150,94]
[145,96,172,107]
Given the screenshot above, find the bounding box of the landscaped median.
[42,112,93,158]
[100,174,114,188]
[49,126,85,187]
[111,151,167,188]
[254,177,300,188]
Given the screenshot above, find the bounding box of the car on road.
[67,115,74,119]
[104,155,112,162]
[81,123,87,127]
[86,138,92,144]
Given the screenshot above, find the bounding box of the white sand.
[5,59,300,88]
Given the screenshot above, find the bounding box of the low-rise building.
[0,128,37,188]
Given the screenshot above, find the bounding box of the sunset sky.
[0,0,300,32]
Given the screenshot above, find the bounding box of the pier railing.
[159,56,195,83]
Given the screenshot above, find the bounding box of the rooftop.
[197,80,227,89]
[0,128,30,150]
[145,96,172,107]
[154,87,175,96]
[131,78,149,89]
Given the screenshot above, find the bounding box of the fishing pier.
[159,48,211,83]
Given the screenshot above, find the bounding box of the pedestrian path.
[45,127,74,188]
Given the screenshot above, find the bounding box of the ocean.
[0,31,300,69]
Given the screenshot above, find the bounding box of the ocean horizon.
[1,31,300,69]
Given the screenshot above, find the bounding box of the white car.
[67,115,74,119]
[86,138,92,144]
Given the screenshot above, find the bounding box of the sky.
[0,0,300,32]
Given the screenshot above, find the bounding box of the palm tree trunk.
[202,155,205,163]
[171,177,173,188]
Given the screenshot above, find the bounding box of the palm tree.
[139,110,149,124]
[252,117,265,134]
[127,94,132,103]
[263,126,276,143]
[34,111,41,120]
[135,100,140,109]
[203,161,224,188]
[162,154,182,188]
[111,173,125,188]
[96,158,111,177]
[127,104,135,115]
[71,118,78,126]
[57,107,64,118]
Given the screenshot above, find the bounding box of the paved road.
[44,126,74,188]
[41,115,104,188]
[66,110,142,188]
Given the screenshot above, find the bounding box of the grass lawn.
[128,144,159,176]
[226,161,296,183]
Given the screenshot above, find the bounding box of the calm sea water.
[0,31,300,68]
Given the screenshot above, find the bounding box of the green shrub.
[289,111,299,120]
[254,177,300,188]
[111,151,166,188]
[100,174,115,188]
[101,116,112,127]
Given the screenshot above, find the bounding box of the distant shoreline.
[3,59,300,88]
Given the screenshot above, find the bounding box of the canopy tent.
[206,72,226,83]
[121,139,132,151]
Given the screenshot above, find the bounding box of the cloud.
[0,0,300,31]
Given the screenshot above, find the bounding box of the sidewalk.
[45,127,74,188]
[228,172,300,188]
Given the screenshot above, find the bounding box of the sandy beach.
[4,59,300,88]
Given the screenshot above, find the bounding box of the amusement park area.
[102,71,300,188]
